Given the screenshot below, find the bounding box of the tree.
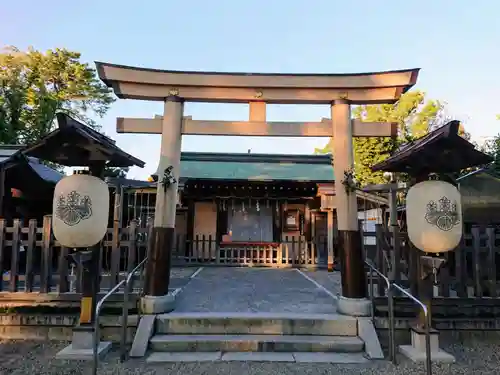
[0,46,114,144]
[478,134,500,177]
[0,46,128,177]
[315,91,445,186]
[103,167,129,178]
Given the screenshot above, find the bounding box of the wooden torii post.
[96,63,419,315]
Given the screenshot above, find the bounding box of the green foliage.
[0,46,114,145]
[315,91,444,186]
[480,134,500,178]
[0,46,129,178]
[103,167,129,178]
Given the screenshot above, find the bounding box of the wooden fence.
[0,216,146,295]
[364,223,500,320]
[0,215,329,302]
[2,212,500,319]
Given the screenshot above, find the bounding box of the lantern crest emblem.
[55,190,93,226]
[425,196,460,232]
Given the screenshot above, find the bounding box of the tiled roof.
[22,113,145,168]
[179,152,334,182]
[0,145,64,184]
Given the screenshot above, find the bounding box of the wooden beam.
[117,117,397,137]
[112,83,404,104]
[96,62,420,104]
[362,182,408,192]
[249,102,266,122]
[97,63,419,89]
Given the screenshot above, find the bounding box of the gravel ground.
[174,267,338,313]
[1,335,499,375]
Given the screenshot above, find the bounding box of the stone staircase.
[138,312,381,363]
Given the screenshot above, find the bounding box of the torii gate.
[96,63,419,316]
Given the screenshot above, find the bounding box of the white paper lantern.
[406,180,462,253]
[52,174,110,248]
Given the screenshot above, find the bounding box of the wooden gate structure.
[96,62,419,314]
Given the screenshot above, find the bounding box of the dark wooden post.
[413,173,435,332]
[77,162,105,328]
[0,164,5,218]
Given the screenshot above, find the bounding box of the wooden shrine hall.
[108,151,387,267]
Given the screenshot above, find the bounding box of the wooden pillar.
[0,164,5,218]
[144,96,183,297]
[388,186,399,282]
[186,199,195,258]
[79,163,105,326]
[331,99,367,299]
[327,210,334,271]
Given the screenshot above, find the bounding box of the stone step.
[149,334,364,353]
[147,351,369,363]
[155,312,358,336]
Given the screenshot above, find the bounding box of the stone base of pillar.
[336,296,371,317]
[399,327,455,363]
[55,325,112,361]
[140,291,178,314]
[327,262,334,272]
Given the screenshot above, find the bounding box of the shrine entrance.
[96,63,419,316]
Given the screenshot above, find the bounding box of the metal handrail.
[365,259,395,363]
[120,257,148,362]
[92,257,148,375]
[392,283,432,375]
[365,259,432,375]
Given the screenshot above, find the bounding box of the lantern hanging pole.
[413,173,435,334]
[59,162,108,359]
[85,162,106,325]
[54,163,112,362]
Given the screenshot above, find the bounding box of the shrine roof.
[178,152,334,182]
[118,152,334,187]
[22,113,145,168]
[0,145,64,186]
[371,121,493,174]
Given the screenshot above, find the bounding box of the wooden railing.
[171,235,328,267]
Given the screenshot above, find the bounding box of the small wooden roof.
[23,113,145,168]
[371,121,493,174]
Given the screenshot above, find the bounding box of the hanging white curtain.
[228,205,273,242]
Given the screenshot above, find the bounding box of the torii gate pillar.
[331,99,369,316]
[140,96,183,314]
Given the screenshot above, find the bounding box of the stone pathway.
[174,267,339,313]
[298,269,343,296]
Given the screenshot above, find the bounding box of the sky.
[1,0,499,179]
